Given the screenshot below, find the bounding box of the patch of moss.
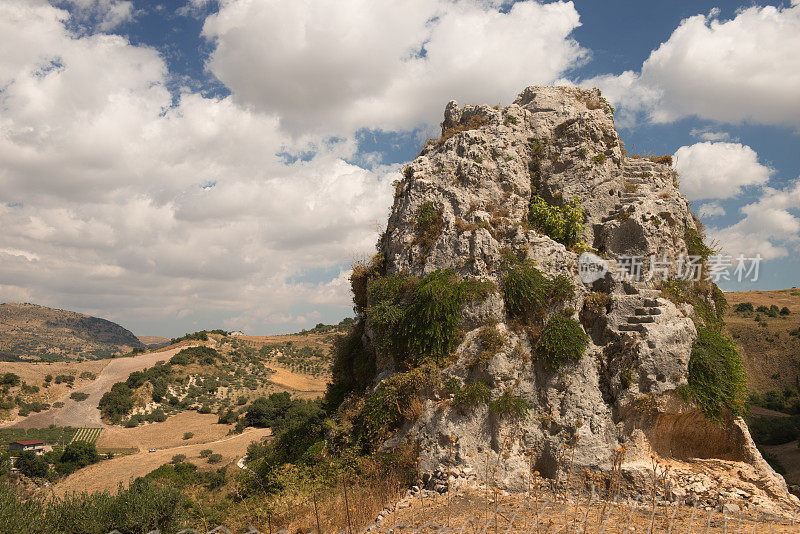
[527,195,585,250]
[682,326,747,421]
[489,390,530,418]
[533,313,588,370]
[502,261,574,322]
[367,270,494,367]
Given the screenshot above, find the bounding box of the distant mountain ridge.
[0,302,143,361]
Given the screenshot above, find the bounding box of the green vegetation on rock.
[681,326,747,421]
[533,313,589,370]
[489,390,530,418]
[365,269,493,367]
[527,195,585,249]
[502,261,574,322]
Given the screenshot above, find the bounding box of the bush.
[528,195,585,249]
[0,373,20,387]
[684,226,713,260]
[171,454,186,464]
[414,201,443,250]
[217,409,238,425]
[476,325,504,362]
[206,453,222,464]
[15,451,49,478]
[533,313,588,370]
[98,382,134,423]
[453,381,491,408]
[0,478,189,533]
[169,346,220,366]
[69,392,89,402]
[56,441,100,475]
[245,392,293,429]
[502,261,574,322]
[53,374,75,385]
[734,302,754,313]
[682,326,747,420]
[489,390,530,418]
[780,306,791,315]
[367,270,493,367]
[354,366,433,451]
[182,432,194,440]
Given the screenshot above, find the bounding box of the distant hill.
[724,289,800,392]
[0,302,143,361]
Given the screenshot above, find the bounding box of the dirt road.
[54,428,271,495]
[14,345,194,429]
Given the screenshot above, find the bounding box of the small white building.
[8,440,50,455]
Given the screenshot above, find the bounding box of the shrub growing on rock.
[353,366,435,451]
[533,313,588,370]
[453,381,491,409]
[527,195,585,249]
[502,261,574,322]
[476,325,504,362]
[489,390,530,418]
[366,269,493,367]
[683,326,747,421]
[414,201,443,250]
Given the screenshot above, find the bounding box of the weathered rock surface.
[365,86,796,510]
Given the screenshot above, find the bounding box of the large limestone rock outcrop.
[357,86,794,510]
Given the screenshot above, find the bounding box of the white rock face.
[365,86,792,505]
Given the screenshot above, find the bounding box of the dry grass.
[266,365,327,395]
[724,289,800,392]
[0,359,109,411]
[369,487,799,533]
[96,411,232,451]
[54,427,271,495]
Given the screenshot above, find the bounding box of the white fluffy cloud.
[0,0,393,334]
[59,0,134,31]
[696,202,725,218]
[202,0,587,134]
[709,180,800,260]
[0,0,592,334]
[584,3,800,128]
[673,142,772,201]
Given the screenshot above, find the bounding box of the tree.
[244,392,293,429]
[0,373,20,387]
[16,451,49,478]
[57,441,100,475]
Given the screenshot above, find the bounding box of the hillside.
[0,302,143,361]
[724,289,800,487]
[724,289,800,392]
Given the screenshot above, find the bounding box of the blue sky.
[0,0,798,336]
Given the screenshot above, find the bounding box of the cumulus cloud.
[709,180,800,260]
[689,129,731,142]
[583,3,800,128]
[0,0,393,334]
[202,0,587,134]
[696,202,725,218]
[58,0,135,31]
[673,142,772,201]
